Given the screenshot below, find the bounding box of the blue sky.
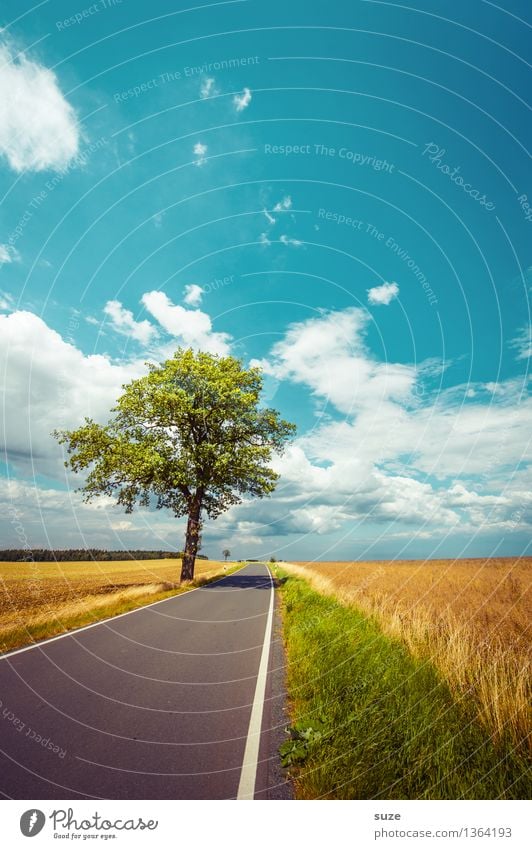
[0,0,530,560]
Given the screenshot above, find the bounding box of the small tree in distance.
[222,548,231,562]
[54,348,295,582]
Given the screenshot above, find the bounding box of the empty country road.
[0,563,289,800]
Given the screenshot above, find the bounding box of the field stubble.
[0,558,228,653]
[282,558,531,749]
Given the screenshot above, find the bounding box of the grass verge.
[0,563,243,654]
[282,559,530,748]
[275,569,530,799]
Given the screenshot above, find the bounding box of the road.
[0,562,289,799]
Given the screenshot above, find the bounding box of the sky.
[0,0,530,561]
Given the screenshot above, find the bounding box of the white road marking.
[0,564,247,660]
[237,565,275,800]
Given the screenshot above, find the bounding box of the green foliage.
[279,717,326,767]
[277,571,530,800]
[54,348,295,524]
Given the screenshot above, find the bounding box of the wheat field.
[281,558,531,749]
[0,558,227,653]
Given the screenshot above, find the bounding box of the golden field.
[281,558,531,748]
[0,558,229,653]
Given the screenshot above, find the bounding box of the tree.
[222,548,231,562]
[54,349,295,582]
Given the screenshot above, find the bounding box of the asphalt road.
[0,562,289,799]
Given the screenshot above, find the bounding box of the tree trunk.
[180,498,202,582]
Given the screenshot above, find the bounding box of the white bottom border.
[2,799,529,848]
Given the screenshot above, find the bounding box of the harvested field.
[0,558,229,653]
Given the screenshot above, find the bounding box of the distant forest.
[0,549,209,562]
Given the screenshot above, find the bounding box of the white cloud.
[193,141,208,165]
[152,212,164,228]
[103,300,157,345]
[509,323,532,360]
[110,520,134,531]
[295,380,532,481]
[254,308,416,414]
[0,244,19,265]
[0,303,244,547]
[270,404,532,534]
[200,77,217,99]
[259,232,271,246]
[0,476,178,548]
[279,234,302,247]
[0,310,145,475]
[263,208,276,225]
[273,195,292,212]
[485,381,504,395]
[1,298,530,552]
[251,306,532,537]
[236,534,263,547]
[0,290,14,310]
[367,281,399,305]
[0,292,234,479]
[233,87,252,112]
[183,284,204,307]
[142,290,231,355]
[0,41,80,173]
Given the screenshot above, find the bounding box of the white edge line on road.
[236,565,275,800]
[0,564,249,661]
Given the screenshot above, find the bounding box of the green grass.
[275,569,530,799]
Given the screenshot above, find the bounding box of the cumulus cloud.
[250,306,532,538]
[142,290,231,355]
[1,297,530,552]
[0,41,80,173]
[103,300,157,345]
[0,476,180,548]
[183,284,204,307]
[0,293,234,478]
[0,310,145,476]
[367,281,399,305]
[263,208,275,225]
[200,77,217,99]
[253,307,415,414]
[268,399,532,535]
[233,87,252,112]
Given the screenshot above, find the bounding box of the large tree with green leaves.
[54,349,295,581]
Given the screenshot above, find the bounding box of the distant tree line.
[0,549,209,562]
